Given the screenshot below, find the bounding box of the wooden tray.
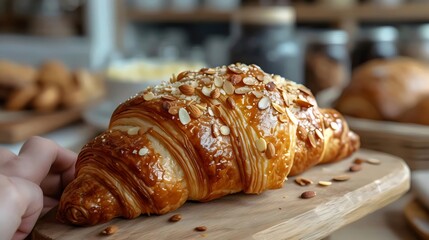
[32,149,410,240]
[0,108,83,143]
[404,199,429,239]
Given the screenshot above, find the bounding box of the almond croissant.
[57,63,359,226]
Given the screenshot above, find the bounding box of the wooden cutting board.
[0,108,82,143]
[32,149,410,240]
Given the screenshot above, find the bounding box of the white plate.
[82,101,116,130]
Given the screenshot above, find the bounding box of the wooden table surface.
[32,149,410,240]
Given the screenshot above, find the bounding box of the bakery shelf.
[124,3,429,24]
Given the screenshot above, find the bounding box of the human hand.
[0,136,77,240]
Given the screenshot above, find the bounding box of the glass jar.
[304,29,349,96]
[229,7,302,83]
[351,26,399,70]
[400,24,429,64]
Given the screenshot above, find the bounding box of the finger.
[0,147,17,165]
[0,175,43,240]
[0,136,77,186]
[40,174,62,199]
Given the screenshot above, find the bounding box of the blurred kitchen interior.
[2,0,429,92]
[2,1,429,239]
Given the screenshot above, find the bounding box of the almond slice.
[235,87,252,95]
[266,142,275,159]
[243,77,258,86]
[179,84,195,96]
[143,92,155,101]
[188,104,203,119]
[255,138,267,152]
[202,86,212,97]
[220,125,230,135]
[258,96,271,110]
[272,102,285,114]
[252,91,264,99]
[178,108,191,125]
[223,81,235,95]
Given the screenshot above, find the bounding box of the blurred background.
[1,1,429,239]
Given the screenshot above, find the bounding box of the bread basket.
[317,87,429,170]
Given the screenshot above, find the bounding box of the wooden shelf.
[127,8,231,23]
[126,3,429,23]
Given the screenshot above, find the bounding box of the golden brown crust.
[57,63,359,226]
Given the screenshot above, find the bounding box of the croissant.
[57,63,359,226]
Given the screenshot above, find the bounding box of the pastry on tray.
[57,63,360,226]
[0,59,104,112]
[335,57,429,124]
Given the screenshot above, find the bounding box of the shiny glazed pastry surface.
[57,63,360,226]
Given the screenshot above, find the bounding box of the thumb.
[0,175,43,240]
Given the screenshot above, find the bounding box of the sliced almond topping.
[201,77,211,85]
[177,71,189,81]
[230,74,242,85]
[266,142,276,159]
[227,97,236,110]
[214,77,224,87]
[272,102,285,114]
[179,84,195,96]
[127,127,140,135]
[243,77,258,86]
[212,105,222,117]
[138,147,149,156]
[282,91,289,106]
[265,82,276,91]
[330,121,339,130]
[366,158,381,165]
[299,86,313,95]
[223,80,235,95]
[143,92,155,101]
[208,107,214,116]
[220,125,230,135]
[256,74,265,81]
[178,108,191,125]
[318,181,332,186]
[333,175,350,181]
[278,114,288,123]
[188,104,203,119]
[286,108,298,125]
[263,75,271,83]
[203,68,216,75]
[211,124,220,138]
[295,177,313,186]
[252,91,264,99]
[227,65,243,74]
[210,88,221,99]
[101,225,118,235]
[258,96,271,110]
[170,74,177,83]
[295,96,313,108]
[196,103,207,111]
[161,95,177,101]
[235,86,252,95]
[255,138,267,152]
[168,106,180,115]
[202,86,212,97]
[212,99,221,106]
[308,131,317,148]
[315,129,324,140]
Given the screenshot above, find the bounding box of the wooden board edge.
[253,160,410,240]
